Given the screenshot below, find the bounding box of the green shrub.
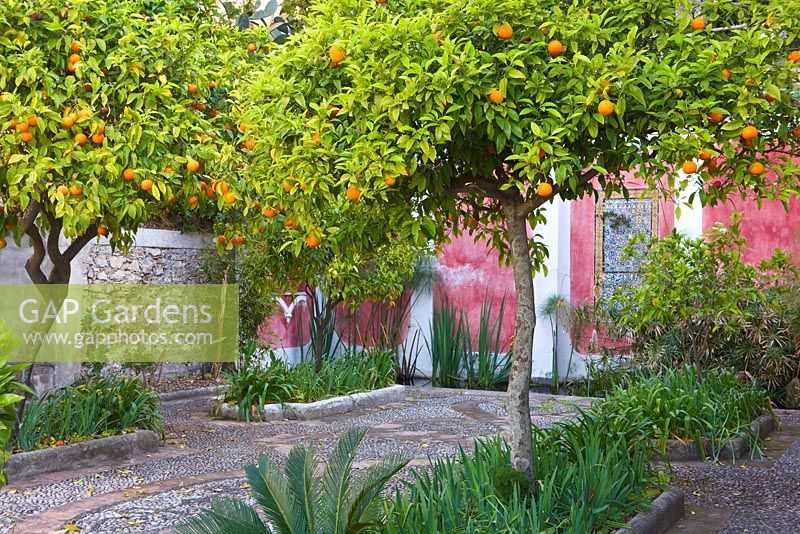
[595,366,772,460]
[175,428,409,534]
[384,412,658,533]
[609,220,800,407]
[15,376,163,451]
[223,349,397,421]
[0,326,29,486]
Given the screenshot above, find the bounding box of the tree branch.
[21,201,47,285]
[521,168,600,215]
[64,225,98,262]
[44,213,70,284]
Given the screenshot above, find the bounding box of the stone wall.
[0,228,213,392]
[84,245,208,284]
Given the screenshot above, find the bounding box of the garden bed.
[214,385,406,421]
[3,430,159,483]
[663,413,777,461]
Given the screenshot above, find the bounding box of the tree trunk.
[503,201,536,478]
[12,208,96,437]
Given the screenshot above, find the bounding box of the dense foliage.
[223,349,396,421]
[596,366,773,460]
[175,428,409,534]
[14,376,163,451]
[610,221,800,407]
[385,414,659,533]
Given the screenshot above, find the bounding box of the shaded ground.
[1,388,797,533]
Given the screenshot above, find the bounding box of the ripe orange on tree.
[682,161,698,174]
[188,83,198,95]
[223,192,236,204]
[188,196,198,205]
[244,138,255,150]
[247,43,257,53]
[721,68,731,80]
[708,112,724,123]
[20,132,33,143]
[140,179,153,192]
[547,40,564,58]
[67,62,78,73]
[263,206,277,218]
[92,133,104,144]
[489,89,504,104]
[97,226,108,236]
[186,159,201,172]
[74,133,88,145]
[497,23,513,40]
[27,117,37,127]
[16,122,29,133]
[741,126,758,140]
[691,17,706,31]
[699,149,713,160]
[123,168,136,181]
[329,45,345,64]
[346,185,362,201]
[536,182,553,197]
[749,162,765,175]
[68,54,80,64]
[57,185,70,196]
[385,176,396,186]
[597,99,614,116]
[62,116,75,129]
[282,180,293,192]
[788,50,800,63]
[70,41,81,52]
[69,185,82,196]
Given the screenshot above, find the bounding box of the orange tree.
[0,0,274,418]
[0,0,270,284]
[232,0,800,476]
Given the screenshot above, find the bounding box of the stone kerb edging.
[616,489,685,534]
[662,413,777,461]
[214,384,407,421]
[3,430,159,483]
[159,385,227,402]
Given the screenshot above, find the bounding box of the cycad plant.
[175,428,409,534]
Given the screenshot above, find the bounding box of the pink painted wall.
[434,233,515,350]
[703,197,800,264]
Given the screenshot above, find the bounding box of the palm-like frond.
[285,445,318,533]
[178,428,399,534]
[319,428,367,534]
[174,497,268,534]
[344,453,410,534]
[248,454,302,534]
